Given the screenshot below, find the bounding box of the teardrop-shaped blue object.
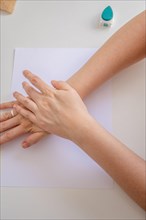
[101,6,113,21]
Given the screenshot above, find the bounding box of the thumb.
[51,80,72,91]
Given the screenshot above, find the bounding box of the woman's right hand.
[13,71,92,142]
[0,101,48,148]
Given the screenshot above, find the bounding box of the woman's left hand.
[13,70,91,141]
[0,101,48,148]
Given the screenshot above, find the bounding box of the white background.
[0,0,145,219]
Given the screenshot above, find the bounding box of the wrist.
[66,71,85,99]
[70,114,96,145]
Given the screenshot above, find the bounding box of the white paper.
[1,48,113,188]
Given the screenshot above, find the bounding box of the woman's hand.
[13,70,91,141]
[0,101,48,148]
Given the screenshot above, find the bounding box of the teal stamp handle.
[100,6,114,27]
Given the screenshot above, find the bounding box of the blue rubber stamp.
[100,6,114,27]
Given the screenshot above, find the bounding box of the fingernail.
[22,141,29,149]
[23,70,29,76]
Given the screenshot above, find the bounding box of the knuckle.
[49,92,55,98]
[1,111,12,121]
[27,87,33,93]
[34,105,38,112]
[1,113,7,121]
[24,98,29,105]
[5,132,12,141]
[31,76,39,84]
[16,106,20,113]
[41,97,48,105]
[1,122,6,129]
[24,112,29,119]
[45,91,55,98]
[39,121,46,129]
[53,91,58,98]
[7,112,12,119]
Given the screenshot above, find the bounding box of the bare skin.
[0,101,47,148]
[0,11,145,148]
[13,71,146,210]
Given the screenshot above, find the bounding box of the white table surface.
[0,1,145,219]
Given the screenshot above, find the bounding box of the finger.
[23,70,54,94]
[13,92,37,112]
[0,115,20,133]
[0,109,17,122]
[0,125,25,145]
[22,132,48,148]
[0,101,17,109]
[13,104,37,125]
[22,81,42,102]
[51,80,72,91]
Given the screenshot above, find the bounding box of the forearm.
[73,116,146,210]
[67,11,146,99]
[13,70,146,209]
[67,11,146,208]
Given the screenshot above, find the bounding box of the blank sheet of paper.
[1,48,113,188]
